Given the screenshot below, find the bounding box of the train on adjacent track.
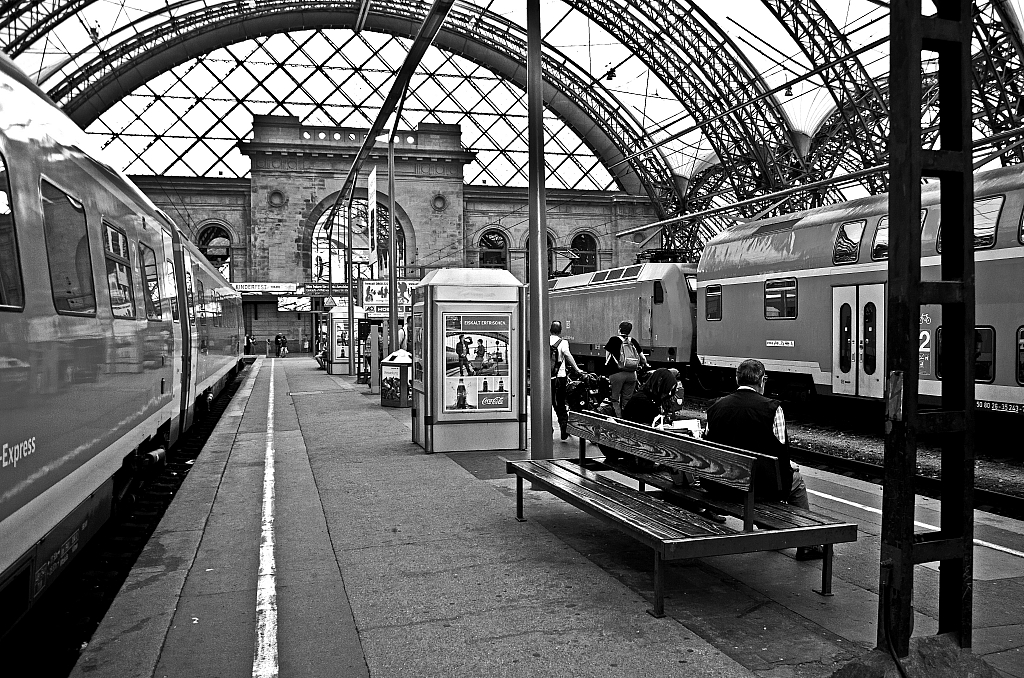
[549,165,1024,417]
[0,54,244,636]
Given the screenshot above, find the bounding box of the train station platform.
[71,357,1023,678]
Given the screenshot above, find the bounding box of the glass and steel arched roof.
[3,1,1024,254]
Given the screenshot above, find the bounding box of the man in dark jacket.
[705,358,821,560]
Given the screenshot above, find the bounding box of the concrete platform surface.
[71,357,1023,678]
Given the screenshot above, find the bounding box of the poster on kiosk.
[411,268,526,453]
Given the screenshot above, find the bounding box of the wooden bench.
[505,410,858,617]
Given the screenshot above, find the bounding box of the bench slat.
[597,460,841,531]
[568,412,757,491]
[510,460,714,542]
[660,523,858,560]
[545,459,733,537]
[507,460,856,561]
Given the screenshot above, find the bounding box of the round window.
[431,194,448,212]
[268,190,286,207]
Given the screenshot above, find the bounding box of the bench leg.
[515,475,526,522]
[578,436,586,464]
[813,544,835,597]
[647,551,665,618]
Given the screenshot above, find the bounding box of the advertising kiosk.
[326,304,365,375]
[411,269,526,453]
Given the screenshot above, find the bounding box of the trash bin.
[381,349,412,408]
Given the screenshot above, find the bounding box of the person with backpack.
[604,320,648,417]
[550,320,581,440]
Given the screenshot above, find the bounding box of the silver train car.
[547,262,698,373]
[697,164,1024,414]
[0,54,243,634]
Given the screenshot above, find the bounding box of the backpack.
[550,338,564,378]
[619,338,641,371]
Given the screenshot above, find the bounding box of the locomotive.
[549,166,1024,416]
[548,262,698,374]
[0,54,244,635]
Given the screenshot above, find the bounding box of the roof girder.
[29,0,684,216]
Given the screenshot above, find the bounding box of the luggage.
[565,372,611,412]
[619,339,641,371]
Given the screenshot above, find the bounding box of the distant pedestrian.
[604,321,648,417]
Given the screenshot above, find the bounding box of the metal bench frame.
[506,411,858,617]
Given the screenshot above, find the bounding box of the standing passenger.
[604,321,648,417]
[550,321,581,440]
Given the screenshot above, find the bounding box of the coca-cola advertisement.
[442,313,511,412]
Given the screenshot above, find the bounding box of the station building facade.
[134,115,658,351]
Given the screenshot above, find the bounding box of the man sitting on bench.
[705,358,823,561]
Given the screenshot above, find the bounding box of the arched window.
[198,225,232,280]
[479,230,508,269]
[525,234,555,282]
[570,232,598,275]
[311,200,405,283]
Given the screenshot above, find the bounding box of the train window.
[184,271,195,322]
[863,302,877,375]
[102,222,135,318]
[591,271,609,283]
[705,285,722,321]
[605,268,624,281]
[165,259,179,322]
[936,195,1003,252]
[871,210,928,260]
[653,281,664,304]
[622,265,643,279]
[764,278,797,319]
[1017,327,1024,385]
[832,220,865,264]
[139,244,162,320]
[839,303,852,373]
[42,181,96,315]
[197,280,206,326]
[935,326,995,382]
[0,153,24,310]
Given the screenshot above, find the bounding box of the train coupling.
[134,447,166,469]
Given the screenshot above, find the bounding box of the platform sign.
[367,167,377,276]
[360,279,415,318]
[441,313,512,412]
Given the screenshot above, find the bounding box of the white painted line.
[808,489,1024,559]
[253,359,279,677]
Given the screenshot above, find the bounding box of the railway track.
[789,445,1024,521]
[0,369,246,677]
[680,394,1024,521]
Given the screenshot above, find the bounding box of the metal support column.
[527,0,552,461]
[883,0,975,656]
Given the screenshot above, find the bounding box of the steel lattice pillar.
[883,0,975,657]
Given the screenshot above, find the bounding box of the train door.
[172,230,198,433]
[831,284,885,398]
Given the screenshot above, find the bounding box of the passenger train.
[0,54,244,635]
[549,165,1024,416]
